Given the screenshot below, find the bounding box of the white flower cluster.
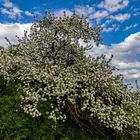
[1,46,140,132]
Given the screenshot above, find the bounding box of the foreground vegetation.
[0,12,140,140]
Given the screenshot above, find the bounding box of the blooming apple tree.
[0,12,140,137]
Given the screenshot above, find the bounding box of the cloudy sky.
[0,0,140,88]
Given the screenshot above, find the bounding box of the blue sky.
[0,0,140,88]
[0,0,139,45]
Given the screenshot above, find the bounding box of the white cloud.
[102,24,120,32]
[124,23,138,31]
[104,19,112,25]
[90,10,109,19]
[95,0,130,29]
[110,32,140,81]
[33,11,42,16]
[74,5,95,17]
[63,3,131,32]
[54,6,109,25]
[96,0,131,32]
[133,8,139,12]
[133,12,139,16]
[1,8,11,15]
[74,5,109,21]
[3,0,13,8]
[103,27,114,32]
[110,13,131,22]
[25,11,33,16]
[0,23,32,48]
[12,7,22,17]
[1,0,23,19]
[54,2,131,32]
[98,0,129,13]
[85,32,140,87]
[111,32,140,54]
[54,9,73,17]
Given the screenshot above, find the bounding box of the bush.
[0,77,97,140]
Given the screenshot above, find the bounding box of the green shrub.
[0,78,100,140]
